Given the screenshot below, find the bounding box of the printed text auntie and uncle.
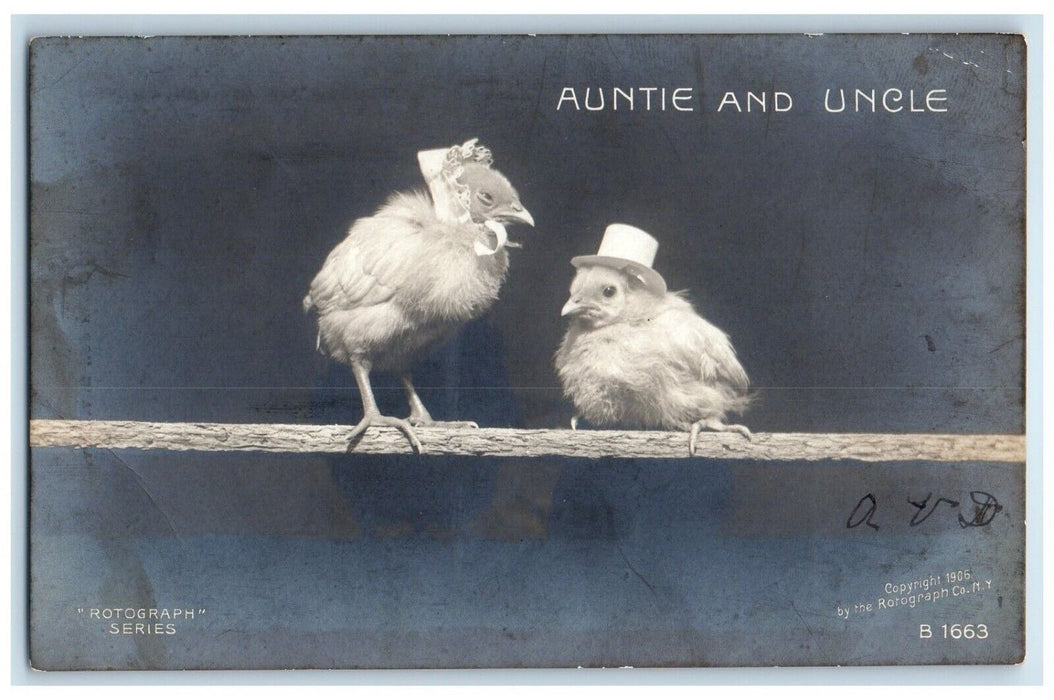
[555,86,949,113]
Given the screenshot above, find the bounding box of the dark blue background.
[28,34,1026,669]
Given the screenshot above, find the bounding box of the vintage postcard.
[27,32,1027,670]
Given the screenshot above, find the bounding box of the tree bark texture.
[28,420,1026,463]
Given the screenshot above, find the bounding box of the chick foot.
[406,407,478,430]
[689,418,753,456]
[346,411,423,455]
[411,419,480,430]
[402,376,479,430]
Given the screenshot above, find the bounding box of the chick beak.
[496,202,534,227]
[561,297,585,317]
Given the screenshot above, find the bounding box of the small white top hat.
[571,223,668,296]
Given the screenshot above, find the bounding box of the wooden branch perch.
[28,420,1025,463]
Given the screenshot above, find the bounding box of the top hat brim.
[571,255,668,296]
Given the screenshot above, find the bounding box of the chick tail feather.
[301,292,323,352]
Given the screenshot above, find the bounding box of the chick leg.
[346,360,423,454]
[401,374,479,429]
[689,418,753,455]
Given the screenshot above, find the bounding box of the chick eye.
[476,191,494,207]
[602,285,617,298]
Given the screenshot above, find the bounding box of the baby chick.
[555,227,751,455]
[304,139,533,453]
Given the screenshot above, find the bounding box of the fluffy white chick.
[555,265,751,455]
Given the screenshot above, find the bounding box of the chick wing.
[658,295,749,393]
[304,193,436,315]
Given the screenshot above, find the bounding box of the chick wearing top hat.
[554,224,751,455]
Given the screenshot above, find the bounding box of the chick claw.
[689,419,753,456]
[405,407,478,430]
[346,412,423,455]
[410,419,480,430]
